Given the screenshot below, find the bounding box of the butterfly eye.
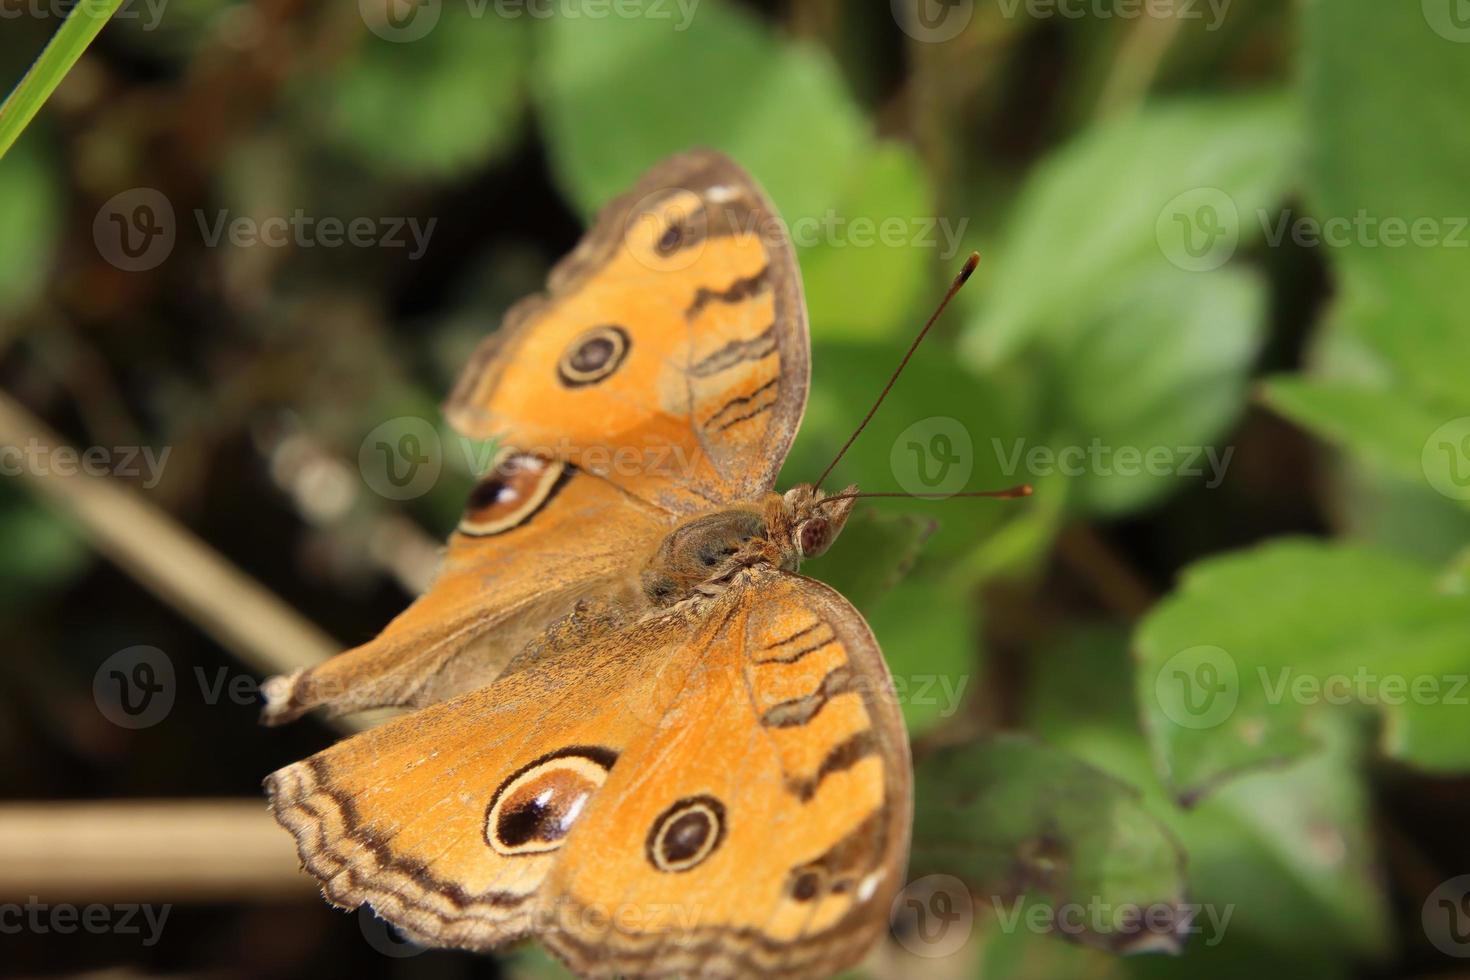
[795,517,832,559]
[557,325,630,387]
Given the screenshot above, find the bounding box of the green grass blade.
[0,0,124,160]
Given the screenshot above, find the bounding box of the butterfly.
[263,150,966,978]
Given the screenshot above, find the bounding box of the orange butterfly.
[263,150,967,978]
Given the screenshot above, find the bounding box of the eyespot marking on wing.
[458,455,570,537]
[557,325,631,388]
[485,746,617,856]
[646,795,726,873]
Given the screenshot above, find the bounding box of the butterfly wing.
[266,571,910,978]
[262,457,669,724]
[545,571,911,978]
[445,150,810,514]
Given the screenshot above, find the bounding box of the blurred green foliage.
[3,0,1469,977]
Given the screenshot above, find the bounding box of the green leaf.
[312,11,528,179]
[860,574,976,735]
[1026,630,1389,976]
[1135,539,1470,800]
[1302,0,1470,409]
[0,0,121,160]
[962,94,1298,367]
[911,734,1188,954]
[1264,378,1470,514]
[1046,267,1267,516]
[806,508,935,613]
[534,0,866,222]
[798,143,936,341]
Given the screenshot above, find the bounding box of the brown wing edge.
[265,757,540,951]
[443,149,812,504]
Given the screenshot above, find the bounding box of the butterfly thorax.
[638,483,857,609]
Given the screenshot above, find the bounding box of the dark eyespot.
[646,795,726,873]
[557,326,630,388]
[657,224,683,253]
[792,869,822,902]
[459,455,568,537]
[485,747,617,856]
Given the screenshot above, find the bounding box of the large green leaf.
[310,10,528,178]
[534,0,865,222]
[1044,267,1266,516]
[911,734,1188,955]
[1301,0,1470,409]
[1135,539,1470,800]
[1024,630,1388,979]
[962,94,1298,367]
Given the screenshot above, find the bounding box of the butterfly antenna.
[819,486,1033,504]
[813,251,981,490]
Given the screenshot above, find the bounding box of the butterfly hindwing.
[266,570,909,978]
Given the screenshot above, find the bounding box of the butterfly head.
[778,483,858,562]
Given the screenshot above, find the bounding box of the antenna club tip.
[957,251,980,282]
[1015,483,1034,498]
